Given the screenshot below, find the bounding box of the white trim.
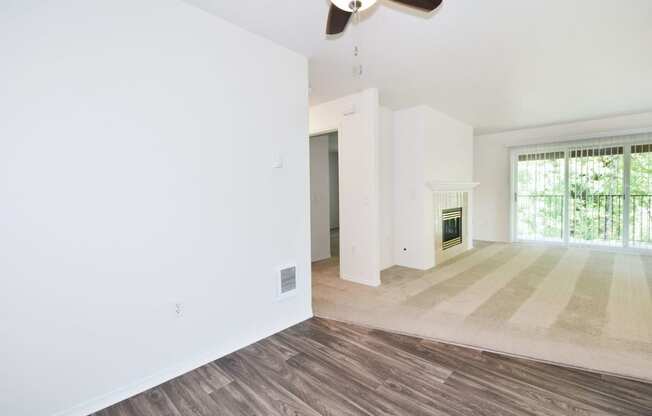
[426,181,480,192]
[509,151,517,242]
[309,128,338,138]
[563,151,570,244]
[50,314,312,416]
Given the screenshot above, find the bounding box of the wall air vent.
[279,266,297,297]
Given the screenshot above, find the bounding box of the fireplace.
[442,207,463,250]
[428,182,478,265]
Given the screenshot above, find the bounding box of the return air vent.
[279,266,297,296]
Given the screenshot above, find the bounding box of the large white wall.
[474,112,652,242]
[393,106,474,269]
[0,2,311,416]
[310,89,381,286]
[310,135,331,261]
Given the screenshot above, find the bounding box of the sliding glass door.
[512,134,652,249]
[568,145,624,246]
[630,144,652,248]
[515,152,565,242]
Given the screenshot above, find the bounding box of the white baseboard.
[50,313,313,416]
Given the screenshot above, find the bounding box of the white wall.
[310,135,331,261]
[423,109,474,183]
[309,89,381,286]
[0,2,311,416]
[474,112,652,242]
[393,107,427,269]
[393,106,474,269]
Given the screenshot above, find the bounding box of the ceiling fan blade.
[326,4,352,35]
[390,0,443,12]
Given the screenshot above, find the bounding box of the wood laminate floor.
[93,318,652,416]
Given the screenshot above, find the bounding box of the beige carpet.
[312,241,652,382]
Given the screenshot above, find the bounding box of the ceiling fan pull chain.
[352,8,363,79]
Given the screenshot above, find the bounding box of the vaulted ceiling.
[184,0,652,134]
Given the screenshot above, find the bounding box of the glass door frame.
[510,143,569,245]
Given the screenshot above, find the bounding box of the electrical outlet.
[175,303,182,318]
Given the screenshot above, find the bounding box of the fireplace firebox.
[442,207,463,250]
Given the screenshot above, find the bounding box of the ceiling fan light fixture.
[331,0,377,12]
[327,0,442,35]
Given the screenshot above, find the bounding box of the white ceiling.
[184,0,652,134]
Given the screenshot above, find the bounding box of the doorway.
[310,132,339,262]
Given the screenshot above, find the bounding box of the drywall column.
[422,106,474,265]
[393,106,474,270]
[310,89,381,286]
[379,107,395,270]
[310,135,331,261]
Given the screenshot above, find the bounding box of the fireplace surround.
[427,181,479,265]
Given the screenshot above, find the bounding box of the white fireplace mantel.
[426,181,480,192]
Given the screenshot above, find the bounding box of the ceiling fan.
[326,0,443,35]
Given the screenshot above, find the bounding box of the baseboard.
[51,313,313,416]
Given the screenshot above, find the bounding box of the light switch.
[272,154,284,169]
